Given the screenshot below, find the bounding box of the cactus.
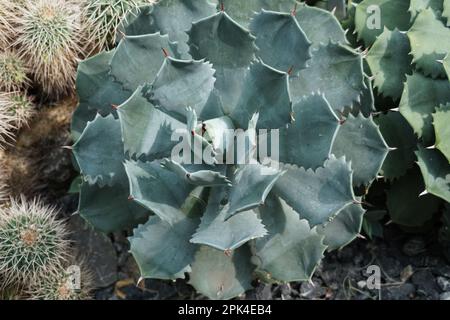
[71,0,389,299]
[26,260,93,300]
[0,103,16,149]
[0,0,15,49]
[81,0,155,54]
[0,50,30,93]
[0,197,70,288]
[0,92,34,130]
[13,0,82,98]
[348,0,450,228]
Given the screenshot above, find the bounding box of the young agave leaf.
[274,156,355,226]
[252,195,326,282]
[416,146,450,203]
[332,113,389,186]
[399,72,450,145]
[407,8,450,78]
[366,28,413,100]
[190,187,267,251]
[433,104,450,162]
[189,245,254,300]
[226,164,284,217]
[386,167,442,227]
[375,111,417,180]
[355,0,411,46]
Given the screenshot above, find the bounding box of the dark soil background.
[13,98,450,300]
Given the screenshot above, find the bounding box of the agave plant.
[349,0,450,228]
[71,0,389,299]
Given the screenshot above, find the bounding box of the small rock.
[440,292,450,300]
[437,277,450,292]
[403,237,427,257]
[357,280,367,289]
[69,215,118,288]
[245,283,272,300]
[411,270,439,299]
[435,265,450,278]
[382,283,416,300]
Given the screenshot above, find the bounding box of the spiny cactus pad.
[72,0,389,299]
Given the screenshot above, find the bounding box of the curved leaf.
[366,28,413,100]
[433,104,450,162]
[250,10,311,74]
[332,113,389,186]
[189,245,254,300]
[118,0,217,57]
[409,0,444,19]
[444,0,450,26]
[190,187,267,251]
[354,0,411,46]
[416,146,450,202]
[318,202,365,251]
[399,72,450,144]
[375,111,417,180]
[76,50,130,116]
[124,160,195,224]
[129,215,199,280]
[226,164,284,216]
[71,102,97,142]
[187,11,257,117]
[73,114,125,186]
[229,60,292,130]
[387,167,441,226]
[407,8,450,78]
[146,57,216,122]
[252,195,326,282]
[277,93,340,170]
[218,0,296,27]
[110,33,181,91]
[118,87,185,161]
[274,156,355,226]
[78,179,149,233]
[294,3,348,48]
[289,43,365,112]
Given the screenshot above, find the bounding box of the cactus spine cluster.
[13,0,82,98]
[71,0,389,299]
[82,0,155,54]
[0,197,70,288]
